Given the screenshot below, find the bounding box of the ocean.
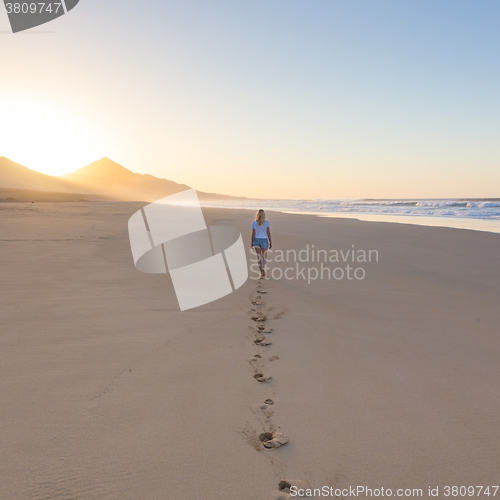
[201,198,500,234]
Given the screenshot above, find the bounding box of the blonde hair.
[255,209,266,226]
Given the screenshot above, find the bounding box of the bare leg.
[255,247,264,275]
[261,249,268,276]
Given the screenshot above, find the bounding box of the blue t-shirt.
[252,220,270,239]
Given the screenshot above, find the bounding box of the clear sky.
[1,0,499,199]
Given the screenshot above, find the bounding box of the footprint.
[250,354,262,362]
[254,338,272,346]
[251,316,266,322]
[259,431,288,448]
[260,399,275,411]
[253,373,271,383]
[279,481,292,491]
[251,300,262,306]
[277,480,307,499]
[279,480,305,490]
[277,481,293,499]
[256,324,272,331]
[260,291,268,294]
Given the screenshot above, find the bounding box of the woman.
[251,209,272,277]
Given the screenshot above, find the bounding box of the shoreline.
[3,198,500,235]
[311,211,500,235]
[209,205,500,235]
[200,200,500,235]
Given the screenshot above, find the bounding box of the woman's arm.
[267,227,272,249]
[250,228,255,248]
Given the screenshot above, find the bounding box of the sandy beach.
[1,201,499,500]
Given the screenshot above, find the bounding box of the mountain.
[0,156,243,202]
[61,157,191,202]
[0,156,89,194]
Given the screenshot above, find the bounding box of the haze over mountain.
[0,157,85,194]
[61,157,192,201]
[0,156,242,202]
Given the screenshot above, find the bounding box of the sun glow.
[0,99,106,176]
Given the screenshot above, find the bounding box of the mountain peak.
[59,157,193,201]
[67,157,133,179]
